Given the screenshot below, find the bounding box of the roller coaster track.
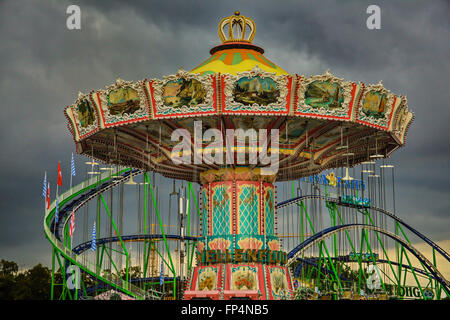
[72,234,198,299]
[294,256,438,281]
[293,257,352,282]
[276,194,450,263]
[72,234,198,255]
[44,167,149,299]
[52,168,144,241]
[286,224,450,292]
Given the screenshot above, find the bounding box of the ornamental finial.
[218,11,256,44]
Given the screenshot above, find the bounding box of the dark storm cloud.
[0,0,448,267]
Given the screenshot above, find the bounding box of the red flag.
[46,183,50,209]
[57,161,63,186]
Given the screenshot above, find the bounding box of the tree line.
[0,259,61,300]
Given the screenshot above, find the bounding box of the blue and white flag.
[91,222,97,252]
[42,172,47,199]
[71,153,76,176]
[159,259,164,286]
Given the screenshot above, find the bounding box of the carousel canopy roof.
[191,12,288,76]
[64,12,414,183]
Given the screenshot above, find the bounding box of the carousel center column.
[184,167,293,300]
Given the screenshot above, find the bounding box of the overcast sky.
[0,0,449,270]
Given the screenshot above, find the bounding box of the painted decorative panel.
[94,79,150,127]
[197,266,219,291]
[266,266,292,299]
[230,265,259,291]
[147,70,217,118]
[295,71,360,120]
[222,66,292,115]
[68,92,99,140]
[356,83,397,130]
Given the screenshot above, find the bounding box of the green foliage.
[0,260,54,300]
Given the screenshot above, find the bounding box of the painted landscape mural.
[76,99,96,128]
[304,80,344,109]
[233,76,280,105]
[162,78,207,108]
[107,87,140,116]
[361,90,388,119]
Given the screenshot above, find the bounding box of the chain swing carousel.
[44,12,450,300]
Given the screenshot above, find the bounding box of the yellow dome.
[190,47,289,76]
[190,12,289,76]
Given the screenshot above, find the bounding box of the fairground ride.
[43,12,449,300]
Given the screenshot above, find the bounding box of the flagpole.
[54,185,58,236]
[70,212,73,251]
[55,160,61,236]
[43,171,47,215]
[70,153,73,193]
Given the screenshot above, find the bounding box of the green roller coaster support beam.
[101,243,121,276]
[329,203,368,284]
[396,222,402,295]
[401,246,426,299]
[358,227,366,293]
[433,248,441,300]
[361,207,399,283]
[316,242,323,288]
[99,245,105,272]
[147,235,173,273]
[54,250,73,300]
[100,194,130,283]
[393,220,441,297]
[361,227,387,293]
[144,174,176,275]
[300,198,304,244]
[50,247,56,300]
[298,201,343,294]
[189,182,201,219]
[96,195,101,277]
[45,168,148,299]
[186,182,191,274]
[80,277,88,298]
[330,206,337,258]
[143,172,150,282]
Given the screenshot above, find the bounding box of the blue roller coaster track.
[286,223,450,292]
[277,194,450,263]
